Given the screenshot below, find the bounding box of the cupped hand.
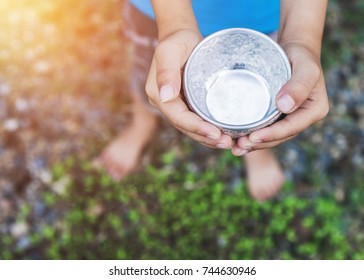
[145,29,234,149]
[232,42,329,156]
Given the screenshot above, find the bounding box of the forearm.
[151,0,199,40]
[279,0,328,59]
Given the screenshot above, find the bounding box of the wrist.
[158,25,200,41]
[278,37,322,61]
[151,0,200,40]
[279,0,327,59]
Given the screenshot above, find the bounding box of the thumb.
[155,40,190,103]
[275,58,321,114]
[159,84,179,103]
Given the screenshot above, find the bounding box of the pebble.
[10,222,29,238]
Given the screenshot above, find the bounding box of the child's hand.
[146,29,234,149]
[232,43,329,155]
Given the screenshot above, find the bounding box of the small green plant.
[2,148,361,260]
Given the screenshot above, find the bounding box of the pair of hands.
[145,29,329,156]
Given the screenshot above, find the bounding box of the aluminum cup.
[183,28,291,138]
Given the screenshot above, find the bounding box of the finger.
[155,43,182,102]
[146,56,182,106]
[146,58,161,108]
[159,96,223,140]
[162,99,234,149]
[249,78,328,143]
[249,111,307,143]
[147,59,224,140]
[232,136,254,156]
[231,145,250,157]
[154,37,199,103]
[234,134,296,153]
[276,54,321,114]
[183,131,234,150]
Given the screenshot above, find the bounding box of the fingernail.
[233,148,248,156]
[207,133,220,140]
[242,145,253,150]
[240,150,249,156]
[277,94,295,113]
[160,85,174,102]
[250,137,262,143]
[216,143,229,149]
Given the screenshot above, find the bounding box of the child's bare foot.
[97,104,158,181]
[243,149,284,201]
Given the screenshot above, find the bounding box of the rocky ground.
[1,0,364,258]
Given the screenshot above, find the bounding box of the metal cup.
[183,28,291,138]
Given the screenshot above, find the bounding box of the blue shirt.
[129,0,280,36]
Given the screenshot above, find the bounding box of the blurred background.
[1,0,364,259]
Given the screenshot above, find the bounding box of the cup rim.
[183,28,291,130]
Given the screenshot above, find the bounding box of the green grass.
[1,148,362,260]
